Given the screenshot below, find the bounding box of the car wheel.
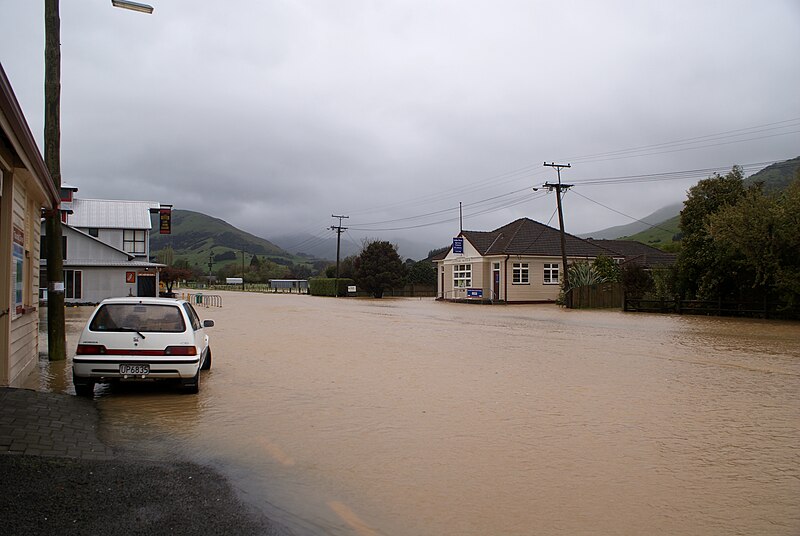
[201,348,212,370]
[183,368,200,394]
[74,376,95,397]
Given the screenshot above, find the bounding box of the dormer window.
[123,229,146,254]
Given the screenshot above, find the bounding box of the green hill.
[621,156,800,249]
[150,209,319,271]
[621,215,680,249]
[743,156,800,192]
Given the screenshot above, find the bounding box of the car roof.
[98,297,187,306]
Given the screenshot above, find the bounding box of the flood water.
[35,291,800,535]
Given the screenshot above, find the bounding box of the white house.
[41,188,171,303]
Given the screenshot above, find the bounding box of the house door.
[492,263,501,301]
[137,273,156,297]
[440,272,445,299]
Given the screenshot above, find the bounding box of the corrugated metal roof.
[63,260,165,268]
[68,198,161,229]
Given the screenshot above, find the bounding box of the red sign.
[159,208,171,234]
[126,271,136,283]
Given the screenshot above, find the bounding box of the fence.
[624,297,797,319]
[181,292,223,308]
[570,283,623,309]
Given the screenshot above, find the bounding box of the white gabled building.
[40,186,171,303]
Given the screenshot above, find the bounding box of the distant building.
[0,63,60,386]
[585,239,676,269]
[40,186,171,303]
[434,218,622,303]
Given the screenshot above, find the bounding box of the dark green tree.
[676,166,746,300]
[354,240,407,298]
[407,260,437,286]
[620,264,653,299]
[324,255,356,279]
[709,173,800,309]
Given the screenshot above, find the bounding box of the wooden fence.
[570,283,623,309]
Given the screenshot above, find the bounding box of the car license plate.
[119,364,150,375]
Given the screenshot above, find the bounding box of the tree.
[325,255,356,279]
[157,246,175,266]
[354,240,407,298]
[676,166,746,300]
[709,173,800,309]
[160,265,193,296]
[620,264,653,299]
[407,260,437,286]
[592,255,620,282]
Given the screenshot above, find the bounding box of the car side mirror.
[203,319,215,328]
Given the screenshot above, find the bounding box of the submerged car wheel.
[201,348,212,370]
[73,374,95,397]
[183,368,200,394]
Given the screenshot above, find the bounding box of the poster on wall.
[13,226,24,315]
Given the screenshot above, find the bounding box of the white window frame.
[64,269,82,299]
[512,262,529,285]
[543,263,559,285]
[123,229,146,254]
[453,264,472,288]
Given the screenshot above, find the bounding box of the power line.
[570,190,678,235]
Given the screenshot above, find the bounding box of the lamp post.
[43,0,153,361]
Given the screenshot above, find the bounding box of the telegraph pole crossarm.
[543,162,573,308]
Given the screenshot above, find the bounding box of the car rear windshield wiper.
[119,327,146,339]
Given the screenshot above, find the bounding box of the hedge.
[309,278,355,297]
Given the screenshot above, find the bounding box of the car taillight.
[164,346,197,356]
[76,344,107,355]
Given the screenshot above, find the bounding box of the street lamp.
[43,0,153,361]
[111,1,154,14]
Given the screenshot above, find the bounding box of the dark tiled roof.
[461,218,619,258]
[586,239,677,267]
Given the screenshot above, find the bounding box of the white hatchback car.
[72,297,214,396]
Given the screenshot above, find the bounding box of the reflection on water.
[37,293,800,536]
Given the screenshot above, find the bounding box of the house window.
[512,263,529,284]
[64,269,82,299]
[123,229,146,254]
[453,264,472,288]
[544,263,559,284]
[88,228,99,237]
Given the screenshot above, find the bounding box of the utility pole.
[330,214,349,296]
[43,0,154,361]
[543,162,573,307]
[241,249,246,292]
[207,250,214,287]
[44,0,65,361]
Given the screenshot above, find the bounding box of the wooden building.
[0,64,60,386]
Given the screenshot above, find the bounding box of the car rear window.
[89,304,186,333]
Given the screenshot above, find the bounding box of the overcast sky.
[2,0,799,257]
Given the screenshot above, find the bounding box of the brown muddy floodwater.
[35,291,800,536]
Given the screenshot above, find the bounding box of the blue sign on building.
[453,237,464,254]
[467,288,483,298]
